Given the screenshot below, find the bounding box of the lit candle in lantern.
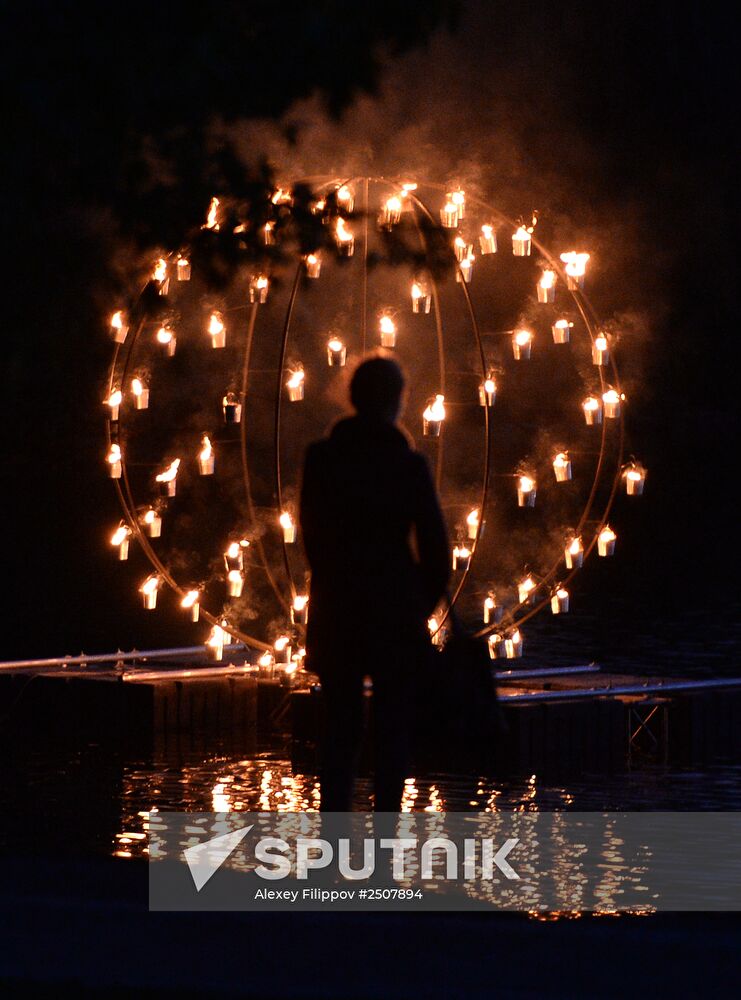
[592,334,609,366]
[466,508,480,540]
[110,310,128,343]
[479,373,497,407]
[224,540,248,572]
[484,593,503,625]
[560,251,590,290]
[450,189,466,219]
[422,394,446,437]
[291,594,309,625]
[452,544,472,571]
[582,395,603,425]
[551,587,570,615]
[602,388,623,419]
[198,435,214,475]
[327,337,347,367]
[551,319,572,344]
[105,388,122,421]
[107,444,122,479]
[279,511,296,543]
[512,226,532,256]
[336,185,354,212]
[207,621,227,661]
[263,222,275,246]
[249,275,269,304]
[512,329,533,360]
[208,311,226,349]
[379,315,397,348]
[598,525,617,557]
[227,569,244,598]
[487,633,504,660]
[537,269,556,303]
[411,280,431,314]
[156,325,176,356]
[504,629,523,659]
[453,236,470,262]
[623,462,647,496]
[479,224,497,255]
[553,451,573,482]
[335,217,354,256]
[142,508,162,538]
[440,200,459,228]
[286,367,305,402]
[110,523,131,560]
[304,253,322,279]
[428,615,447,648]
[140,574,161,610]
[274,635,292,664]
[176,256,191,281]
[518,574,537,604]
[517,474,537,507]
[258,650,275,671]
[153,258,169,295]
[222,392,242,424]
[564,535,584,569]
[155,458,180,497]
[181,589,201,622]
[456,252,475,284]
[272,187,293,206]
[381,194,402,226]
[204,197,220,230]
[131,376,149,410]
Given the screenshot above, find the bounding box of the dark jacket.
[299,415,450,670]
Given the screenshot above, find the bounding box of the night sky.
[2,1,736,659]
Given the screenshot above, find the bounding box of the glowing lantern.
[428,615,447,648]
[518,574,537,604]
[224,540,248,572]
[107,444,122,479]
[110,523,131,561]
[512,226,532,257]
[449,189,466,219]
[487,634,504,660]
[564,535,584,569]
[142,508,162,538]
[156,325,176,356]
[379,315,397,348]
[456,252,475,284]
[131,377,149,410]
[279,511,296,543]
[272,187,293,206]
[602,388,623,419]
[263,222,275,246]
[110,311,128,343]
[537,269,556,303]
[336,185,354,212]
[466,508,480,540]
[479,224,497,255]
[423,394,446,437]
[440,200,459,228]
[204,197,220,230]
[623,462,647,496]
[106,388,122,421]
[274,635,292,664]
[483,593,503,625]
[453,236,470,262]
[553,452,573,482]
[198,435,214,476]
[598,525,617,557]
[155,458,180,497]
[258,650,275,671]
[551,587,570,615]
[222,392,242,424]
[592,334,609,366]
[140,574,161,610]
[504,630,523,659]
[582,396,603,426]
[560,251,590,290]
[479,373,497,407]
[286,367,305,402]
[181,590,200,622]
[153,258,169,295]
[411,280,431,314]
[227,570,244,598]
[249,275,269,304]
[381,194,402,226]
[452,544,472,571]
[512,329,533,360]
[517,474,537,508]
[327,337,347,367]
[208,311,226,349]
[304,253,322,279]
[291,594,309,626]
[335,217,354,256]
[207,621,227,661]
[176,256,191,282]
[551,319,572,344]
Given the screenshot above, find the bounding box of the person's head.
[350,355,405,423]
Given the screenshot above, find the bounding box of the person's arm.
[411,453,450,615]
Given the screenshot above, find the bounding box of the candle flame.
[539,269,556,289]
[599,525,617,543]
[286,368,305,389]
[385,195,402,213]
[293,595,309,611]
[514,329,533,346]
[568,536,583,554]
[335,217,353,244]
[279,512,294,530]
[560,251,590,278]
[274,635,290,652]
[156,327,174,344]
[204,197,220,230]
[110,310,125,331]
[155,458,180,483]
[553,452,569,468]
[106,389,122,408]
[481,224,494,238]
[336,185,352,204]
[140,575,160,596]
[107,444,121,464]
[466,508,480,529]
[110,525,130,546]
[153,258,168,284]
[131,377,145,396]
[379,315,396,335]
[423,394,446,422]
[181,590,199,608]
[199,435,212,461]
[327,337,344,352]
[602,389,623,404]
[583,396,600,412]
[208,312,225,336]
[519,475,535,492]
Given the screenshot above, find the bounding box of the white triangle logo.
[183,824,254,892]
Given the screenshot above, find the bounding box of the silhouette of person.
[300,355,450,811]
